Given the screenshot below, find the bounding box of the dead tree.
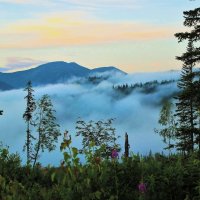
[124,132,130,158]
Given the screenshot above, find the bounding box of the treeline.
[87,76,108,84]
[113,80,175,94]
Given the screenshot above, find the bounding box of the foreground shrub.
[0,140,200,199]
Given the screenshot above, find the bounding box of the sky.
[0,0,199,73]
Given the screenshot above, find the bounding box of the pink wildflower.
[138,182,147,193]
[111,149,118,158]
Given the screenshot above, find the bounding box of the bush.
[0,140,200,199]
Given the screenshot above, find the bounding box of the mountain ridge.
[0,61,126,90]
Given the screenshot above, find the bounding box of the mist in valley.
[0,71,180,165]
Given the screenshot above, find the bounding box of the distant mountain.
[0,80,14,91]
[0,61,125,90]
[90,66,126,75]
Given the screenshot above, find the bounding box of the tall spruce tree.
[175,40,197,153]
[195,75,200,152]
[175,7,200,154]
[23,81,36,164]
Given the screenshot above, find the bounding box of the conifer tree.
[195,74,200,152]
[175,7,200,44]
[23,81,36,164]
[175,40,198,153]
[174,7,200,153]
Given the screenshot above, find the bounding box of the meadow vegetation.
[0,137,200,200]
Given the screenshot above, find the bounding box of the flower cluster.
[111,149,118,158]
[138,182,147,193]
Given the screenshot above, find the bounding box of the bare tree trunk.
[124,133,129,158]
[190,100,194,153]
[26,122,30,165]
[33,110,43,168]
[33,136,41,168]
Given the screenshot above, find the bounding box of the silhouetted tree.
[175,7,200,44]
[175,40,198,153]
[195,75,200,153]
[23,81,36,164]
[174,7,200,154]
[124,132,130,158]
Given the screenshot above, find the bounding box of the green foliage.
[175,7,200,43]
[23,83,61,167]
[113,80,176,95]
[32,94,61,167]
[0,146,21,180]
[0,142,200,200]
[174,6,200,154]
[23,81,36,122]
[76,118,120,158]
[155,100,176,152]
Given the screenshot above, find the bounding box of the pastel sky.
[0,0,199,73]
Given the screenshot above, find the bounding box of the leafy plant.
[32,95,61,167]
[155,100,176,153]
[76,118,120,158]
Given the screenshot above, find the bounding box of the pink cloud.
[5,57,46,72]
[0,13,178,49]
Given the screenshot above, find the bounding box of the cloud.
[0,71,179,165]
[113,70,180,85]
[0,0,55,4]
[0,0,137,7]
[0,12,178,49]
[3,57,46,72]
[60,0,139,9]
[0,0,31,3]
